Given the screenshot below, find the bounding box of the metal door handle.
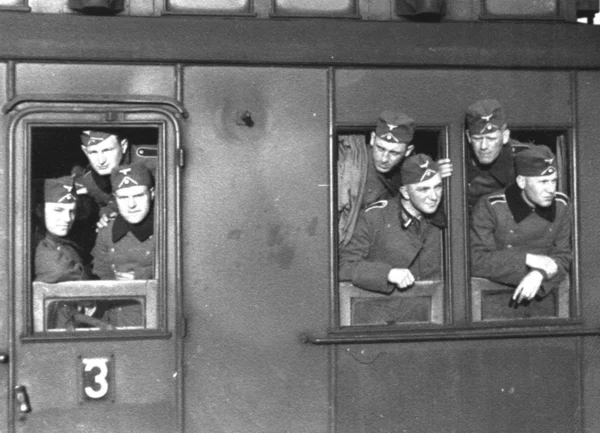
[14,386,31,413]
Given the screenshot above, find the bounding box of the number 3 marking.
[82,358,109,399]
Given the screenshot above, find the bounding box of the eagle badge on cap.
[117,168,140,189]
[418,160,438,182]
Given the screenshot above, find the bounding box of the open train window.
[8,103,181,338]
[469,128,576,323]
[336,126,449,328]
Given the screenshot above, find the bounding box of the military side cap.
[515,145,557,177]
[110,163,153,191]
[375,110,415,144]
[43,176,77,203]
[80,130,118,147]
[465,99,507,135]
[400,154,439,185]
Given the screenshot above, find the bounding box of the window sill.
[303,321,593,344]
[21,329,172,343]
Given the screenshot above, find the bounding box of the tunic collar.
[91,169,112,194]
[399,200,447,229]
[112,208,154,243]
[505,183,556,223]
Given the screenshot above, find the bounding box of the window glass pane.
[31,126,160,332]
[337,127,446,327]
[0,0,26,6]
[166,0,250,12]
[274,0,356,15]
[483,0,557,16]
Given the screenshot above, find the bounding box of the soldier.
[77,130,129,216]
[91,163,155,326]
[33,176,110,330]
[33,176,91,283]
[339,154,446,294]
[465,99,531,211]
[338,110,452,246]
[470,145,572,304]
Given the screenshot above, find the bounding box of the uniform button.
[110,248,115,252]
[507,245,512,248]
[145,251,150,255]
[57,246,61,251]
[509,230,514,234]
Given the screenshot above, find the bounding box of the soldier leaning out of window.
[33,176,113,331]
[339,154,446,294]
[91,162,155,327]
[470,145,572,304]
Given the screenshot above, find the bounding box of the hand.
[526,254,558,279]
[96,212,117,231]
[436,158,453,179]
[387,268,415,289]
[513,270,544,303]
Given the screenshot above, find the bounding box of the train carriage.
[0,1,598,432]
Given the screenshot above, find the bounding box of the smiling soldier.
[470,145,572,304]
[338,110,453,247]
[339,154,446,294]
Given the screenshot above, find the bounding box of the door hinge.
[180,316,188,338]
[178,148,185,168]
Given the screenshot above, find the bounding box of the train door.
[4,99,184,433]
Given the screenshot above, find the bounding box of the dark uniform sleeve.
[541,202,573,294]
[339,210,395,295]
[470,198,529,286]
[91,226,113,280]
[34,239,89,283]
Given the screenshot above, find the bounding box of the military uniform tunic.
[91,213,154,327]
[470,183,572,293]
[34,233,91,283]
[92,215,155,280]
[339,198,445,294]
[76,168,118,215]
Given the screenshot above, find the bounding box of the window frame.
[314,123,586,344]
[7,102,182,342]
[466,126,581,327]
[333,124,452,331]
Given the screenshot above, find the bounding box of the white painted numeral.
[82,357,109,399]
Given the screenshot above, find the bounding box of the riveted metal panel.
[336,69,572,126]
[181,66,330,433]
[337,338,580,433]
[16,64,176,99]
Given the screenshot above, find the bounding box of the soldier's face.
[82,136,126,176]
[370,134,413,173]
[518,172,558,208]
[468,128,509,165]
[115,185,153,224]
[400,173,443,216]
[44,202,76,237]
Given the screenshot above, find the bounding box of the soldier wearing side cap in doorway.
[71,130,131,262]
[465,99,531,212]
[339,154,446,294]
[470,145,572,304]
[33,176,112,330]
[91,162,155,327]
